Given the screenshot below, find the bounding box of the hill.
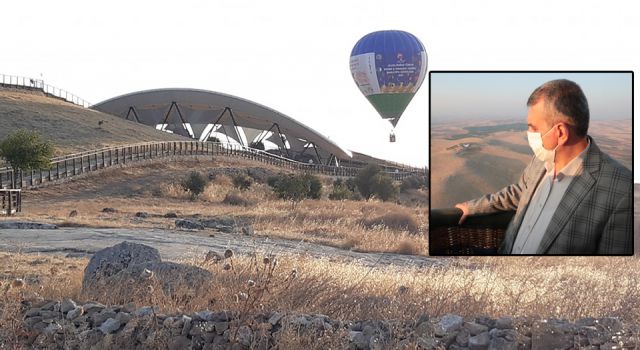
[0,88,190,156]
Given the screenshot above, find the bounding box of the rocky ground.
[20,298,639,350]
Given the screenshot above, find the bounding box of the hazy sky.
[2,0,638,178]
[431,72,632,122]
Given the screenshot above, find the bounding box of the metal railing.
[0,141,424,190]
[0,73,91,108]
[0,189,21,216]
[429,208,515,255]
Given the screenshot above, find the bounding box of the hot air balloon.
[350,30,427,141]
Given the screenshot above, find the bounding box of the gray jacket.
[465,137,632,254]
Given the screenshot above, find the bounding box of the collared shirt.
[511,140,591,254]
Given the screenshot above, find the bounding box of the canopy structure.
[92,88,352,165]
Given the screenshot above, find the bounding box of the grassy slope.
[0,88,190,156]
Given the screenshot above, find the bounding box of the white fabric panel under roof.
[163,107,192,138]
[190,124,209,140]
[287,137,308,153]
[243,127,263,144]
[218,123,242,145]
[266,131,287,148]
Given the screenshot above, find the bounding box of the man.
[455,79,632,255]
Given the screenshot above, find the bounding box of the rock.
[25,308,41,317]
[99,318,121,334]
[164,212,178,218]
[83,302,106,314]
[475,316,497,329]
[69,210,78,217]
[134,306,156,317]
[369,335,384,350]
[214,322,229,335]
[465,321,489,336]
[92,310,117,326]
[82,241,162,289]
[44,322,62,334]
[237,326,253,346]
[61,298,77,313]
[24,316,43,328]
[181,315,193,336]
[135,212,149,218]
[598,317,623,333]
[488,337,518,350]
[67,306,83,320]
[416,337,439,349]
[469,331,491,350]
[195,310,215,321]
[349,331,368,349]
[169,336,191,350]
[495,316,513,329]
[531,320,574,350]
[110,261,213,295]
[0,221,58,229]
[102,207,118,213]
[268,312,283,326]
[39,310,60,320]
[437,314,464,335]
[116,312,132,324]
[456,329,470,346]
[40,301,60,311]
[175,219,205,230]
[489,329,518,341]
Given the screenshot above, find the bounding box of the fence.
[0,141,425,190]
[0,73,91,108]
[0,189,21,216]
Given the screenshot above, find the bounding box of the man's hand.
[454,202,469,225]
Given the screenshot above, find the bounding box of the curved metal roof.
[91,88,352,159]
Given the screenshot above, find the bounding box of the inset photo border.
[428,71,634,256]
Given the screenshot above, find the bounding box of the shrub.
[302,173,322,199]
[400,175,428,192]
[181,171,208,198]
[232,174,253,190]
[355,165,398,201]
[363,211,420,233]
[329,178,359,201]
[222,192,252,206]
[271,173,322,206]
[370,174,397,201]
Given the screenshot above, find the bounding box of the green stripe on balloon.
[366,93,415,127]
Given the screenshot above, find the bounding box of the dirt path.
[0,227,444,268]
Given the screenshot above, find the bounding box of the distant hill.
[431,119,632,209]
[0,87,190,156]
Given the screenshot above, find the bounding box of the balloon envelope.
[350,30,427,127]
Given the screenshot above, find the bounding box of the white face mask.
[527,125,559,163]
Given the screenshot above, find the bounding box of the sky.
[431,72,632,123]
[1,0,638,179]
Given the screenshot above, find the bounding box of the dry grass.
[11,159,428,255]
[2,252,639,329]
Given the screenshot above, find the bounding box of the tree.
[0,130,54,188]
[355,164,398,201]
[182,171,208,199]
[270,173,323,208]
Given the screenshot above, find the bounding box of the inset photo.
[429,71,633,256]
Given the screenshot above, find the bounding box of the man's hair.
[527,79,589,137]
